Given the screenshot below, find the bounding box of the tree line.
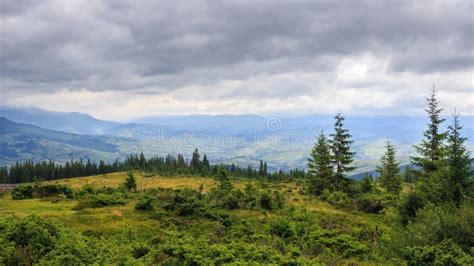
[0,149,306,184]
[307,87,472,206]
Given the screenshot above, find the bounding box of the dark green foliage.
[404,239,473,266]
[329,113,355,191]
[268,218,296,239]
[377,142,402,195]
[404,203,474,251]
[124,171,137,192]
[1,215,59,263]
[12,184,74,200]
[308,132,333,195]
[2,149,306,184]
[0,216,96,265]
[11,184,34,199]
[399,191,427,225]
[445,112,472,206]
[163,189,205,216]
[355,193,386,214]
[135,195,154,211]
[360,174,373,193]
[412,87,446,176]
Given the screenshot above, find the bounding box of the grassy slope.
[0,170,386,230]
[0,172,396,264]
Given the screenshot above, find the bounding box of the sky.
[0,0,473,121]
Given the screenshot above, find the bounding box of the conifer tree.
[202,154,210,171]
[412,87,446,175]
[307,132,333,194]
[190,148,201,171]
[258,160,264,176]
[377,142,402,195]
[124,171,137,192]
[329,113,355,190]
[360,174,373,193]
[446,111,472,205]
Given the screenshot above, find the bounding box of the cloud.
[0,0,472,118]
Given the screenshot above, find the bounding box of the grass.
[1,171,386,235]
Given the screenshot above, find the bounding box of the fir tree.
[412,86,446,175]
[360,174,373,193]
[124,171,137,192]
[202,154,210,171]
[307,132,333,195]
[258,160,264,177]
[377,142,402,195]
[329,113,355,191]
[446,111,472,205]
[190,148,201,171]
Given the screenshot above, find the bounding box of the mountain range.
[0,106,472,176]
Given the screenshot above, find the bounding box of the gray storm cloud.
[0,0,472,119]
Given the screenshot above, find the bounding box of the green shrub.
[259,191,274,210]
[404,239,473,266]
[35,184,74,199]
[399,191,427,224]
[12,184,74,200]
[163,189,205,216]
[1,215,59,262]
[268,218,296,239]
[321,189,351,208]
[404,203,474,251]
[11,185,34,199]
[135,196,154,211]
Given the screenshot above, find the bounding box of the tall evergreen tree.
[307,132,333,194]
[377,142,402,195]
[329,113,355,190]
[202,154,210,171]
[446,111,472,205]
[258,160,264,177]
[412,87,446,175]
[190,148,201,171]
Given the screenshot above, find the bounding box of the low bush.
[11,185,34,199]
[321,189,351,208]
[135,196,154,211]
[12,184,74,200]
[404,239,473,266]
[163,189,205,216]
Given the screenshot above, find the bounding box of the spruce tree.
[446,111,472,205]
[377,142,402,195]
[329,113,355,191]
[202,154,210,171]
[190,148,201,171]
[307,132,333,194]
[412,87,446,175]
[258,160,264,177]
[124,171,137,192]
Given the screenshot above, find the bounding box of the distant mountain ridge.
[0,106,119,135]
[0,117,124,165]
[0,107,472,174]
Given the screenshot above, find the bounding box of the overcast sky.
[0,0,472,120]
